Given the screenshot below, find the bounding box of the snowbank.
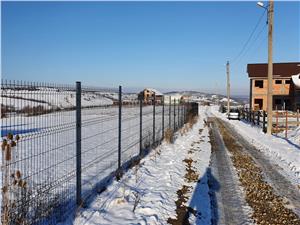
[211,106,300,185]
[66,108,212,225]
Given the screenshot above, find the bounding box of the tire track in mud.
[214,117,300,225]
[207,118,253,225]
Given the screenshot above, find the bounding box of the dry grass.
[187,115,198,129]
[180,124,189,136]
[164,128,174,144]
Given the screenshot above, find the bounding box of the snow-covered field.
[63,106,212,225]
[1,102,185,224]
[1,88,119,111]
[211,106,300,185]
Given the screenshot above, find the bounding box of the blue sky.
[2,1,299,95]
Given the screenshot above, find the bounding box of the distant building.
[138,88,163,103]
[247,62,300,111]
[180,95,191,102]
[164,94,182,104]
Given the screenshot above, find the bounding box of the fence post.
[285,110,288,138]
[173,99,176,131]
[118,85,122,169]
[169,96,171,129]
[297,109,299,126]
[162,97,165,140]
[178,101,180,128]
[249,110,251,123]
[276,109,278,133]
[248,109,249,121]
[153,94,156,146]
[139,98,142,156]
[180,103,182,126]
[76,81,82,206]
[263,110,266,133]
[183,103,186,124]
[257,111,260,126]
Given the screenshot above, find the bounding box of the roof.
[247,62,300,78]
[144,88,163,96]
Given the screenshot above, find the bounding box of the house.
[180,95,191,103]
[138,88,164,103]
[247,62,300,111]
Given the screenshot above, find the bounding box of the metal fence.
[1,80,194,225]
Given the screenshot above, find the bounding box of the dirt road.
[208,116,300,225]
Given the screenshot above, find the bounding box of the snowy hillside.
[164,91,245,105]
[1,88,139,117]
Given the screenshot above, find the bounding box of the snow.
[64,107,212,225]
[219,98,236,103]
[282,126,300,143]
[1,88,139,111]
[0,105,165,224]
[163,94,182,103]
[211,106,300,185]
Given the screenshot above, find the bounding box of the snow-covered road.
[211,106,300,186]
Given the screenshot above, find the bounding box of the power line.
[231,9,267,64]
[231,24,267,74]
[248,31,268,59]
[234,23,267,65]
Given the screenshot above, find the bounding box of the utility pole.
[267,0,274,135]
[226,61,230,115]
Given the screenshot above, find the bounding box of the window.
[275,99,281,105]
[275,80,282,84]
[254,99,263,110]
[254,80,264,88]
[285,79,291,84]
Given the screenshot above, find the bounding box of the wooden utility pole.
[227,61,230,115]
[267,0,274,135]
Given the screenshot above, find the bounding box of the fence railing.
[240,108,299,137]
[0,80,197,225]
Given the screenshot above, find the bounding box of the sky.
[1,1,300,95]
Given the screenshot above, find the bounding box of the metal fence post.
[297,109,299,126]
[173,99,176,131]
[162,97,165,140]
[263,110,266,133]
[184,103,187,123]
[182,103,186,126]
[169,96,171,129]
[257,111,260,126]
[76,81,82,206]
[139,98,143,155]
[285,110,288,138]
[178,101,180,128]
[118,86,122,169]
[249,110,251,122]
[153,94,156,145]
[180,103,182,126]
